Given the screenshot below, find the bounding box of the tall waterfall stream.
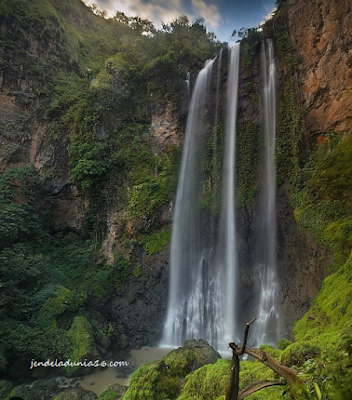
[162,41,280,351]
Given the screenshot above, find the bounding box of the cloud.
[191,0,221,29]
[83,0,190,27]
[259,5,278,27]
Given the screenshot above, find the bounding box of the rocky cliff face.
[288,0,352,135]
[0,5,85,227]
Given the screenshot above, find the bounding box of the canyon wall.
[288,0,352,135]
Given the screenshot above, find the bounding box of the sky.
[83,0,277,42]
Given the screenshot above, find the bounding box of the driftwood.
[225,319,305,400]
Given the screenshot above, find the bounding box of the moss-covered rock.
[123,339,221,400]
[280,342,321,367]
[177,359,230,400]
[66,316,97,374]
[5,378,63,400]
[123,361,180,400]
[41,286,86,319]
[97,383,127,400]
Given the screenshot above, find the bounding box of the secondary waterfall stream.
[215,43,241,344]
[253,39,280,346]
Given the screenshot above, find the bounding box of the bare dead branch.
[239,380,285,399]
[245,348,300,387]
[225,319,256,400]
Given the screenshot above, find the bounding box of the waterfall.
[161,44,241,351]
[213,48,223,150]
[161,59,216,347]
[254,39,280,346]
[185,71,191,96]
[215,43,241,344]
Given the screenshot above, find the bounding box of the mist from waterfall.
[161,44,241,350]
[254,39,280,346]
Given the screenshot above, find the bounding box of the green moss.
[293,135,352,266]
[139,228,171,256]
[177,359,230,400]
[257,345,281,359]
[66,316,97,371]
[127,152,177,224]
[41,286,76,317]
[123,362,180,400]
[239,361,277,389]
[236,122,260,208]
[124,342,221,400]
[280,342,321,367]
[294,255,352,344]
[278,338,292,351]
[98,384,127,400]
[240,360,287,400]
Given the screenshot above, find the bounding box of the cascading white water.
[254,39,280,346]
[161,45,241,351]
[185,71,191,96]
[215,43,241,344]
[161,59,216,347]
[213,48,223,149]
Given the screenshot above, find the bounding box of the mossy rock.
[177,359,230,400]
[5,378,63,400]
[123,339,221,400]
[123,361,180,400]
[66,316,98,374]
[280,342,320,367]
[294,256,352,344]
[41,285,85,318]
[97,383,127,400]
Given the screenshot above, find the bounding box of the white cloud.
[191,0,220,29]
[259,5,278,27]
[83,0,190,27]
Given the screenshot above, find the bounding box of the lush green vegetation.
[0,0,225,385]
